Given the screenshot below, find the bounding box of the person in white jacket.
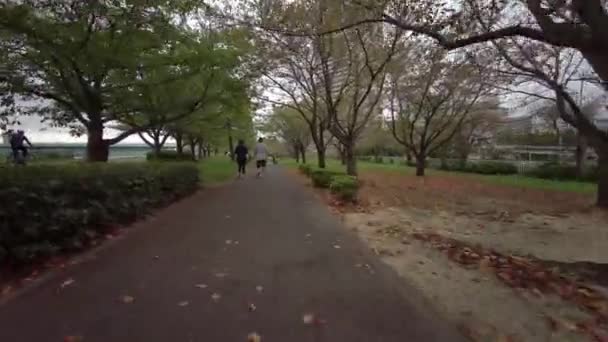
[253,137,269,178]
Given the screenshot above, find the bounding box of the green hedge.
[526,162,598,182]
[330,175,359,201]
[440,161,518,175]
[0,162,199,264]
[146,151,193,161]
[310,169,343,188]
[298,164,312,176]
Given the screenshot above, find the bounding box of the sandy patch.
[344,210,601,341]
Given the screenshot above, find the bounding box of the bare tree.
[259,33,333,168]
[317,24,400,175]
[388,46,488,176]
[451,101,504,166]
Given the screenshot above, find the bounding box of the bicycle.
[6,148,32,166]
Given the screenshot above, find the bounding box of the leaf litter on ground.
[60,278,75,289]
[121,295,135,304]
[247,332,261,342]
[413,232,608,340]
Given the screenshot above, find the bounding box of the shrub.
[526,162,598,182]
[35,151,75,160]
[146,151,193,161]
[311,169,343,188]
[468,161,518,175]
[298,164,312,175]
[0,162,199,264]
[330,175,359,201]
[373,156,384,164]
[358,156,372,162]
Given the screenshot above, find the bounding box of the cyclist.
[10,129,33,162]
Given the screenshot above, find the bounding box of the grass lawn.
[281,157,597,195]
[198,156,236,186]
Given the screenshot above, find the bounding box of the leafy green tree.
[0,1,215,161]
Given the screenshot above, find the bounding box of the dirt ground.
[292,169,608,341]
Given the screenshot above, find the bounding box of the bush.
[468,161,518,175]
[0,162,199,264]
[35,151,75,160]
[526,162,598,182]
[298,164,312,175]
[358,156,372,162]
[330,175,359,201]
[146,151,193,161]
[311,169,343,188]
[373,156,384,164]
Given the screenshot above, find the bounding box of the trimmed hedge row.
[329,175,359,201]
[147,151,193,161]
[298,164,359,201]
[439,161,518,175]
[525,162,598,182]
[0,162,199,264]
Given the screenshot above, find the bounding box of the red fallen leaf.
[1,285,13,296]
[64,336,84,342]
[496,334,515,342]
[247,332,261,342]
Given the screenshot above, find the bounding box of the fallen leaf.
[60,278,75,289]
[496,333,514,342]
[1,286,13,296]
[247,332,261,342]
[211,293,221,302]
[249,303,257,312]
[225,240,233,245]
[178,301,189,307]
[302,313,315,325]
[225,215,231,219]
[121,295,135,304]
[256,286,264,293]
[215,272,228,278]
[547,316,579,332]
[64,336,84,342]
[333,245,341,249]
[153,255,160,260]
[195,284,208,289]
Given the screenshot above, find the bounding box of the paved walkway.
[0,167,465,341]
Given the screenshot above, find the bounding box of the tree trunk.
[154,143,162,156]
[300,144,307,164]
[415,155,426,176]
[598,149,608,208]
[197,142,203,160]
[576,133,587,178]
[294,145,300,163]
[345,143,357,176]
[175,133,184,155]
[582,51,608,91]
[339,145,346,165]
[317,147,326,169]
[228,134,234,161]
[86,124,109,162]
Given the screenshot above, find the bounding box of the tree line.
[0,0,257,162]
[229,0,608,207]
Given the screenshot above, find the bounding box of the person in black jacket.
[234,139,248,178]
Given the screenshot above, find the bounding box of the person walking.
[254,137,269,178]
[234,139,248,178]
